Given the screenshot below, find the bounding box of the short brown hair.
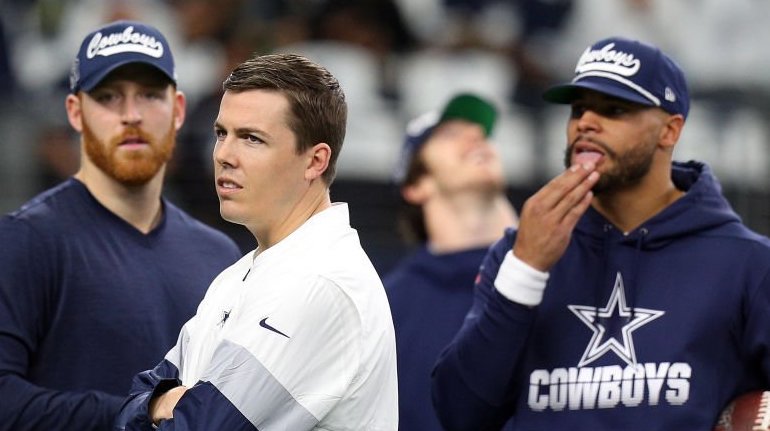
[223,53,347,185]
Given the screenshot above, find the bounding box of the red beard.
[82,119,176,186]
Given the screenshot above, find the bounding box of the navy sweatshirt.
[432,161,770,431]
[385,246,512,431]
[0,178,242,431]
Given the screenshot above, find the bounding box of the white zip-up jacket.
[116,203,398,430]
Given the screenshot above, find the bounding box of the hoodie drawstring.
[595,224,614,316]
[628,227,648,319]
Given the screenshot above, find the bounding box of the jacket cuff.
[147,379,182,428]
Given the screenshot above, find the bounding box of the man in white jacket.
[115,52,398,431]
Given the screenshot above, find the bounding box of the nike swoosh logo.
[259,317,290,338]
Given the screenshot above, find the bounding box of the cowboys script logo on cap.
[575,42,641,77]
[86,26,164,60]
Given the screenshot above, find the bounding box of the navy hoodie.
[432,161,770,431]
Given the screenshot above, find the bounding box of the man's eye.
[245,134,264,144]
[571,104,633,119]
[143,90,165,100]
[93,92,117,103]
[570,105,587,119]
[602,105,628,117]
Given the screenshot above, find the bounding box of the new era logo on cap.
[543,37,690,119]
[70,20,176,93]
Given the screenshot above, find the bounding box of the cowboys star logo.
[568,272,664,367]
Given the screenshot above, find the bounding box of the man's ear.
[173,90,186,132]
[305,142,331,181]
[401,176,432,205]
[65,93,83,132]
[660,113,685,151]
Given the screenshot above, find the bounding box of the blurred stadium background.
[2,0,770,274]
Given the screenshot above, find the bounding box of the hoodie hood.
[575,160,742,249]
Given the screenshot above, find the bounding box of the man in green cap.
[384,93,519,430]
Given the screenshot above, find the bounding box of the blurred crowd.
[2,0,770,246]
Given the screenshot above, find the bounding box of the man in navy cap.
[0,21,241,430]
[431,36,770,430]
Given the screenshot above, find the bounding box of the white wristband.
[494,251,549,306]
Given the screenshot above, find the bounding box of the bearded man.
[432,36,770,431]
[0,21,241,431]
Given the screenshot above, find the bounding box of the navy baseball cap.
[393,93,497,185]
[543,37,689,119]
[69,20,176,93]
